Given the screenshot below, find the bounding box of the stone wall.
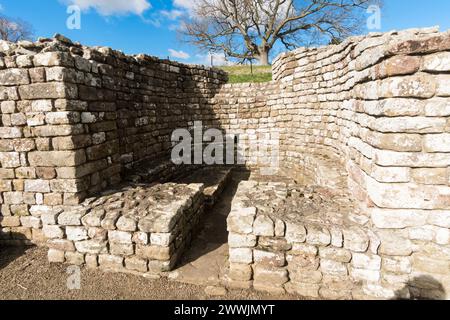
[216,27,450,298]
[1,28,450,299]
[0,35,226,245]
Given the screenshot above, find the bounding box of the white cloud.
[173,0,198,11]
[169,49,190,60]
[64,0,151,16]
[195,52,234,67]
[160,9,184,20]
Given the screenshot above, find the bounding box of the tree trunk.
[258,48,270,66]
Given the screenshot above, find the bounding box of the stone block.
[98,254,124,270]
[254,249,286,267]
[18,83,78,99]
[319,247,352,263]
[228,233,257,248]
[66,226,88,241]
[229,248,253,264]
[285,222,306,243]
[75,240,107,254]
[125,257,148,272]
[253,215,274,237]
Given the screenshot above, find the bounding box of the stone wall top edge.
[272,26,443,67]
[0,33,227,76]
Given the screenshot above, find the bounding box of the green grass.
[219,65,272,84]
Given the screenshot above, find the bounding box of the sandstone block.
[229,248,253,264]
[228,263,253,281]
[110,242,134,256]
[254,249,286,267]
[382,256,412,274]
[66,226,88,241]
[351,253,382,270]
[18,83,77,99]
[343,227,369,253]
[75,240,107,254]
[99,254,123,270]
[319,247,352,263]
[136,245,172,261]
[28,150,86,167]
[108,230,132,244]
[306,225,331,246]
[43,225,64,239]
[125,257,148,272]
[58,211,83,226]
[320,259,348,276]
[24,180,50,193]
[226,207,256,234]
[65,251,85,265]
[253,215,274,236]
[228,233,257,248]
[0,68,30,85]
[253,266,288,286]
[116,216,137,232]
[285,222,306,243]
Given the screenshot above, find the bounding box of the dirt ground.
[0,246,303,300]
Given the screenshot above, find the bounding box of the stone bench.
[226,180,383,299]
[177,167,232,208]
[45,182,205,274]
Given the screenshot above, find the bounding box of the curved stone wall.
[215,27,450,299]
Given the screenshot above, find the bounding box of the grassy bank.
[219,65,272,84]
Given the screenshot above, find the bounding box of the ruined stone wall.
[216,27,450,298]
[0,36,226,245]
[1,28,449,299]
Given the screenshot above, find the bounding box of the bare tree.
[0,15,34,42]
[182,0,377,65]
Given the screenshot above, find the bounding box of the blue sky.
[0,0,449,65]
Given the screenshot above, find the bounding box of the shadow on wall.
[393,276,447,300]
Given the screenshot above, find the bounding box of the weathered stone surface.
[285,222,306,243]
[253,215,274,237]
[136,245,172,261]
[58,210,83,226]
[306,225,331,246]
[253,249,286,267]
[229,248,253,264]
[226,207,256,234]
[320,259,348,276]
[108,230,132,244]
[65,252,85,265]
[125,257,148,272]
[99,254,123,270]
[228,263,253,281]
[43,225,64,239]
[28,151,86,167]
[19,83,77,99]
[66,226,88,241]
[253,266,288,286]
[228,233,257,248]
[75,240,107,254]
[319,247,352,263]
